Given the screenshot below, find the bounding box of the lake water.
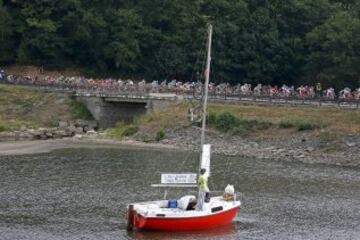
[0,148,359,239]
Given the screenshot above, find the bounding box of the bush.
[70,100,93,120]
[278,120,320,131]
[319,132,339,142]
[247,119,272,130]
[278,121,295,129]
[0,124,6,132]
[107,121,138,138]
[215,112,238,132]
[155,129,166,141]
[123,125,139,136]
[208,112,273,135]
[297,121,320,131]
[230,125,251,136]
[207,112,217,125]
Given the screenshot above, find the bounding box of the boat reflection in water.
[127,223,237,240]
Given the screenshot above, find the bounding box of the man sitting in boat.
[197,168,209,210]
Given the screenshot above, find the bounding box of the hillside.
[0,84,90,132]
[1,1,360,88]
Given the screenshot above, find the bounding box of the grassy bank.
[0,84,91,131]
[107,102,360,141]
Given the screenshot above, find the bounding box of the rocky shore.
[0,123,359,167]
[0,120,98,141]
[159,126,360,167]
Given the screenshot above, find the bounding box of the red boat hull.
[133,206,240,231]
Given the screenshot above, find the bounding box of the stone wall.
[0,120,98,141]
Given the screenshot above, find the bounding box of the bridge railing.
[1,80,359,109]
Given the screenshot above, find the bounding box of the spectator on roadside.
[0,69,5,81]
[316,82,322,97]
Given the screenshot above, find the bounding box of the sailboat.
[125,24,241,232]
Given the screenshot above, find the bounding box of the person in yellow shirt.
[197,168,209,210]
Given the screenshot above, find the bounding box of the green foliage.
[155,129,165,142]
[278,119,321,131]
[107,121,139,139]
[122,125,139,136]
[229,125,251,136]
[70,100,93,120]
[207,112,217,125]
[319,131,339,142]
[278,121,295,129]
[0,119,38,132]
[215,112,238,132]
[1,0,360,87]
[0,1,16,64]
[210,112,272,135]
[296,121,320,131]
[305,10,360,89]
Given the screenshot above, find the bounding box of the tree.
[14,0,64,66]
[305,11,360,89]
[0,0,16,64]
[103,9,143,75]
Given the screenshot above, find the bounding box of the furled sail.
[200,144,211,177]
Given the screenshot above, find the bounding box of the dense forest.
[1,0,360,89]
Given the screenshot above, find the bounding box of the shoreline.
[0,135,359,168]
[0,138,179,156]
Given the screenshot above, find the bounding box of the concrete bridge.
[75,91,185,128]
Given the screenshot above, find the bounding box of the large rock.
[345,141,356,147]
[75,127,84,134]
[58,121,69,128]
[45,132,53,138]
[40,134,48,140]
[66,125,77,135]
[75,119,88,128]
[86,120,98,130]
[0,132,17,141]
[53,130,69,139]
[18,132,34,140]
[28,129,44,139]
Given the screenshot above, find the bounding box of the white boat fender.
[223,184,235,201]
[225,184,235,195]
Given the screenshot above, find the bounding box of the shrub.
[215,112,238,132]
[230,125,251,136]
[0,124,6,132]
[248,119,273,130]
[208,112,272,135]
[155,129,165,141]
[107,121,138,138]
[207,112,217,125]
[123,125,139,136]
[296,121,320,131]
[70,100,93,120]
[278,121,295,129]
[319,132,339,142]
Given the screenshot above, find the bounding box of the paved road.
[3,83,360,110]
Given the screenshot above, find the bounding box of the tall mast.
[200,24,213,147]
